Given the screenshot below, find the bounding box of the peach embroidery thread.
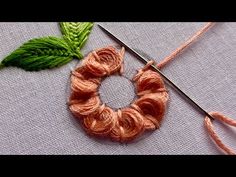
[69,22,236,154]
[158,22,236,154]
[205,112,236,155]
[69,46,168,142]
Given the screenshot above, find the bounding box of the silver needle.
[98,24,215,120]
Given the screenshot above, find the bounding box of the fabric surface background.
[0,22,235,154]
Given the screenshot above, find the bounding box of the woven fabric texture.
[0,22,236,154]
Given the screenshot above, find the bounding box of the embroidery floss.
[70,22,236,154]
[84,46,124,77]
[205,112,236,155]
[69,46,168,142]
[0,22,94,71]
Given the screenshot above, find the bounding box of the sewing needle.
[98,24,215,120]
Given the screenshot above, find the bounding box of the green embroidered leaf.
[0,22,94,72]
[60,22,94,52]
[1,36,78,71]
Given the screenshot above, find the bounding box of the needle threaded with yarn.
[69,22,235,155]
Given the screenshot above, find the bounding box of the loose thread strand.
[205,112,236,155]
[157,22,214,68]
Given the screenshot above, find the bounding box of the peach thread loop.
[133,60,155,82]
[205,112,236,155]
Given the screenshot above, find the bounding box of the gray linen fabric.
[0,22,236,154]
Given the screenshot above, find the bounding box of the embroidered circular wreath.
[68,46,168,142]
